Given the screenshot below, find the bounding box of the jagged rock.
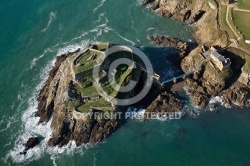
[148,35,191,65]
[36,47,125,147]
[141,0,155,5]
[184,78,209,109]
[221,81,250,108]
[142,0,229,47]
[149,0,160,10]
[24,137,40,152]
[145,92,183,119]
[188,10,206,24]
[209,103,216,110]
[36,55,68,124]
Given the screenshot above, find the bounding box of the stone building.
[210,47,231,71]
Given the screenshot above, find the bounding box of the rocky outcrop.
[221,81,250,108]
[141,0,155,5]
[148,35,191,64]
[148,0,160,10]
[25,137,40,150]
[20,137,41,155]
[181,46,234,108]
[36,48,123,147]
[184,78,209,109]
[142,0,229,47]
[238,70,250,87]
[145,92,183,118]
[142,0,249,110]
[36,55,68,124]
[48,114,120,147]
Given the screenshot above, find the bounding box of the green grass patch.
[97,43,109,51]
[77,99,112,112]
[219,5,237,39]
[74,49,104,74]
[232,10,250,39]
[237,0,250,10]
[227,7,242,39]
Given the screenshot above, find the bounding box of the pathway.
[160,59,208,85]
[226,6,242,40]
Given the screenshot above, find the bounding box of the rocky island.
[142,0,250,109]
[24,0,250,151]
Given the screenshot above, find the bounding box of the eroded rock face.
[141,0,155,5]
[148,35,191,64]
[221,81,250,108]
[36,55,68,124]
[35,49,122,147]
[142,0,249,110]
[145,92,183,118]
[25,137,40,150]
[181,46,234,108]
[48,116,120,147]
[185,78,209,109]
[238,71,250,87]
[142,0,229,47]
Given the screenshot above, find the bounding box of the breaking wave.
[6,42,92,164]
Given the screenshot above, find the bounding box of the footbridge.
[75,44,207,88]
[160,59,208,86]
[104,45,207,86]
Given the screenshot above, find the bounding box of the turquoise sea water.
[1,0,250,165]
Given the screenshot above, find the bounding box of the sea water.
[0,0,250,165]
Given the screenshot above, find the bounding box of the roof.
[211,51,226,62]
[211,50,231,67]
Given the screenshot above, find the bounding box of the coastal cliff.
[25,0,250,151]
[181,46,250,108]
[142,0,250,109]
[142,0,229,47]
[35,48,121,147]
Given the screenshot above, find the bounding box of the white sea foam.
[93,152,97,166]
[209,96,223,104]
[95,12,106,23]
[29,48,53,69]
[41,12,57,33]
[112,30,135,45]
[126,107,145,122]
[146,28,155,32]
[93,0,106,13]
[7,42,92,164]
[135,0,141,6]
[50,155,57,166]
[56,42,85,56]
[0,121,12,133]
[128,6,135,29]
[4,142,11,148]
[0,115,5,126]
[29,43,60,69]
[68,22,110,44]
